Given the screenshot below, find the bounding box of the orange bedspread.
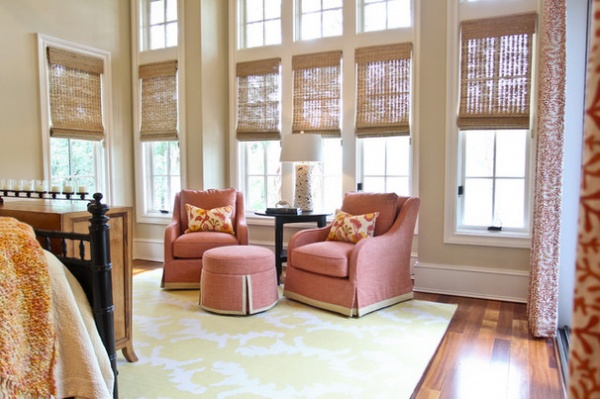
[0,217,56,398]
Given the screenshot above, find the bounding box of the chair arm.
[164,220,181,261]
[236,220,249,245]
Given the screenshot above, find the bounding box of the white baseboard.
[133,238,163,262]
[414,261,529,303]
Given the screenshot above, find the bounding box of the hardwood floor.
[131,259,566,399]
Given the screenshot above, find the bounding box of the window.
[446,4,537,246]
[233,1,413,215]
[141,0,178,51]
[144,141,180,213]
[296,0,343,41]
[40,41,110,196]
[356,43,413,197]
[244,141,282,211]
[139,60,180,216]
[359,0,412,32]
[239,0,281,49]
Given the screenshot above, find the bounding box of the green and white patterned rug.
[117,269,456,399]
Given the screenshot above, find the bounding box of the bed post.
[88,193,118,398]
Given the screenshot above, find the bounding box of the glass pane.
[266,141,281,174]
[322,9,342,37]
[266,175,281,207]
[386,136,410,176]
[387,176,409,196]
[152,176,168,210]
[323,0,343,8]
[364,3,386,32]
[246,22,264,48]
[322,139,342,175]
[362,138,386,175]
[166,0,177,21]
[389,0,411,28]
[247,176,266,211]
[264,0,281,19]
[246,0,263,22]
[323,175,342,212]
[301,13,321,40]
[495,179,525,228]
[70,140,95,176]
[363,177,386,193]
[150,25,165,50]
[496,130,526,178]
[247,142,266,174]
[149,0,165,25]
[463,178,493,226]
[166,22,178,47]
[302,0,321,13]
[264,19,281,45]
[152,142,168,175]
[464,130,494,177]
[169,142,180,174]
[50,138,69,178]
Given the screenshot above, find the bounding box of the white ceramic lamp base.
[293,163,316,211]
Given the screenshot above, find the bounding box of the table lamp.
[280,133,323,211]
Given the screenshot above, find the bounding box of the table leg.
[275,217,284,284]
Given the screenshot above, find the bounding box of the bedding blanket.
[0,217,56,398]
[0,217,113,399]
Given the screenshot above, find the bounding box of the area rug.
[117,269,456,398]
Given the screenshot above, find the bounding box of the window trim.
[37,34,114,204]
[443,0,537,248]
[132,0,186,224]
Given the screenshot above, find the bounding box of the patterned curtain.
[527,0,566,337]
[569,1,600,396]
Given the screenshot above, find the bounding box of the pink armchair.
[162,188,248,289]
[283,192,420,317]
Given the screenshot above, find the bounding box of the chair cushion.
[173,231,240,259]
[292,241,355,277]
[184,204,235,235]
[326,209,379,243]
[341,192,398,236]
[179,188,237,234]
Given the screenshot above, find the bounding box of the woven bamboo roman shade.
[139,60,178,142]
[459,13,537,130]
[47,47,105,141]
[292,51,342,137]
[236,58,281,141]
[355,43,412,138]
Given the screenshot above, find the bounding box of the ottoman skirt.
[201,245,278,315]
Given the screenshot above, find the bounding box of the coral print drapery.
[569,0,600,396]
[528,0,566,338]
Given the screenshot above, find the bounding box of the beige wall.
[0,0,531,277]
[0,0,133,206]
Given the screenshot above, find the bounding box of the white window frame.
[133,0,186,224]
[139,0,178,51]
[37,34,113,203]
[443,0,538,248]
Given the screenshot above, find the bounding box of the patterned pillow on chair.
[326,210,379,244]
[184,204,235,235]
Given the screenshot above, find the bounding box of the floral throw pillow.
[326,210,379,244]
[184,203,235,235]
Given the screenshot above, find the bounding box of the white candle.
[23,182,32,191]
[77,185,87,193]
[36,184,45,192]
[51,185,60,193]
[63,185,74,194]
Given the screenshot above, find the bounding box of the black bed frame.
[34,193,118,399]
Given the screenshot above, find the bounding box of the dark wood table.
[255,211,331,283]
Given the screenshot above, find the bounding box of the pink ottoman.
[200,245,278,315]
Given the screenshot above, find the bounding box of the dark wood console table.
[255,211,331,283]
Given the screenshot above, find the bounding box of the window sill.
[444,229,531,249]
[137,212,172,225]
